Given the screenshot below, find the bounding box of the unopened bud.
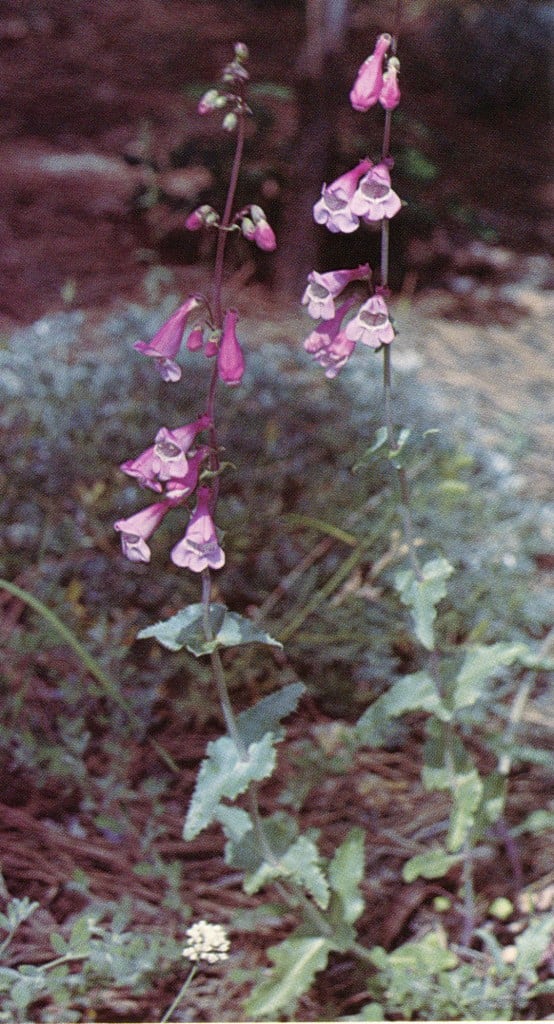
[185,205,219,231]
[222,112,238,132]
[205,332,220,358]
[249,204,266,224]
[234,42,249,62]
[186,328,204,352]
[198,88,224,115]
[379,57,401,111]
[240,216,256,241]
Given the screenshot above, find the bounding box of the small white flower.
[182,920,230,964]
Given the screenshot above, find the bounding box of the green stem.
[460,837,476,946]
[201,570,246,756]
[161,963,198,1023]
[42,952,89,972]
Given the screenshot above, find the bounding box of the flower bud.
[205,333,220,358]
[217,309,245,385]
[222,112,238,132]
[240,216,256,241]
[185,205,219,231]
[350,33,391,112]
[234,42,249,62]
[198,88,224,115]
[186,327,204,351]
[379,57,401,111]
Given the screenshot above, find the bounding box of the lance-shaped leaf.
[453,642,528,710]
[328,827,366,927]
[244,935,331,1019]
[356,671,449,745]
[395,557,454,651]
[403,849,462,882]
[237,682,305,745]
[184,732,276,840]
[137,602,282,656]
[244,835,330,909]
[446,769,483,852]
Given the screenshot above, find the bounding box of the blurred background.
[0,0,552,329]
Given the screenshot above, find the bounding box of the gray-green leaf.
[184,732,277,839]
[137,602,282,656]
[395,557,454,651]
[244,936,331,1019]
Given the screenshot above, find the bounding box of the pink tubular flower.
[302,264,370,320]
[121,414,210,491]
[152,415,211,481]
[171,487,225,572]
[380,57,401,110]
[217,309,245,386]
[134,295,205,382]
[120,445,161,493]
[350,163,402,222]
[303,299,357,377]
[164,447,209,500]
[313,158,373,234]
[114,501,172,563]
[350,34,391,112]
[345,294,395,348]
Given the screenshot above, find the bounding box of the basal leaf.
[328,827,366,926]
[395,557,454,651]
[383,928,458,973]
[453,642,528,709]
[184,732,277,840]
[226,811,298,873]
[403,849,461,882]
[138,602,282,657]
[244,935,331,1019]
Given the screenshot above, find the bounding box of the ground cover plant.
[0,8,553,1024]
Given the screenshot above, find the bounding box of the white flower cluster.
[182,920,230,964]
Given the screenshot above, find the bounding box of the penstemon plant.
[113,32,552,1023]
